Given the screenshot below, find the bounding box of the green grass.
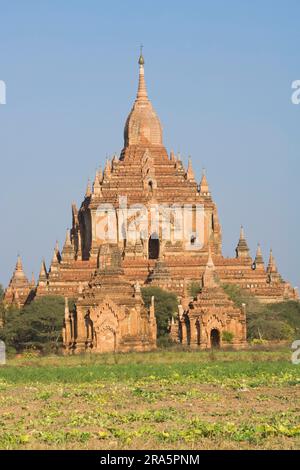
[0,349,299,450]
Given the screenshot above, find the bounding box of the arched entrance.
[148,233,159,259]
[210,329,221,349]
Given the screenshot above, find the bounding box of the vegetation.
[188,282,201,298]
[222,331,234,343]
[141,287,178,337]
[0,296,66,354]
[223,284,300,341]
[0,349,299,450]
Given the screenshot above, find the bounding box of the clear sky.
[0,0,299,289]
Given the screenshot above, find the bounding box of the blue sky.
[0,0,299,288]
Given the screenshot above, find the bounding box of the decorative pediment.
[89,296,125,333]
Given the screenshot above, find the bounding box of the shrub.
[223,284,300,341]
[157,335,175,349]
[251,338,267,345]
[188,282,201,298]
[248,318,294,341]
[222,331,234,343]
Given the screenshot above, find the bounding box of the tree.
[141,286,178,338]
[223,283,300,341]
[0,296,65,353]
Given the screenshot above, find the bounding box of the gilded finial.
[139,44,144,65]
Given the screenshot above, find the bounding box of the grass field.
[0,349,300,450]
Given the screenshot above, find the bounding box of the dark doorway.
[196,319,200,345]
[210,329,220,348]
[185,315,191,346]
[148,234,159,259]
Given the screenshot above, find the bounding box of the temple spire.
[266,248,281,283]
[186,156,195,181]
[93,169,101,196]
[13,254,27,281]
[137,46,148,101]
[255,243,264,268]
[202,246,218,288]
[51,248,59,264]
[236,225,250,259]
[267,248,277,273]
[38,259,48,286]
[85,179,92,198]
[123,49,163,149]
[64,229,72,247]
[62,229,75,261]
[104,159,111,179]
[16,254,23,272]
[98,166,103,182]
[199,168,210,196]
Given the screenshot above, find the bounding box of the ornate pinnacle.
[186,156,195,181]
[200,168,210,195]
[137,46,148,101]
[236,225,250,259]
[255,243,264,266]
[85,179,92,198]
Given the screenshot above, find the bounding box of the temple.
[3,51,298,352]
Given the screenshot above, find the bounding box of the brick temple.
[4,52,298,352]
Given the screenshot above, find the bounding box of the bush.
[157,335,175,349]
[248,317,294,341]
[222,331,234,343]
[251,338,267,346]
[223,284,300,341]
[141,287,178,337]
[188,282,201,298]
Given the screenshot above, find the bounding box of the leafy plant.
[223,284,300,341]
[141,287,178,337]
[0,296,65,353]
[188,282,201,298]
[222,331,234,343]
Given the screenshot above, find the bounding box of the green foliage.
[157,335,175,348]
[223,284,300,341]
[188,282,201,298]
[222,331,234,343]
[0,296,65,353]
[0,351,297,386]
[247,314,295,341]
[223,284,262,312]
[141,287,178,337]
